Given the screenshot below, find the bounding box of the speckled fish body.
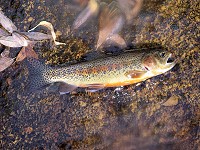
[27,49,176,93]
[51,52,146,87]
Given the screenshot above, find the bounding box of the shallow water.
[0,0,199,149]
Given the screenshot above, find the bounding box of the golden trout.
[26,49,176,94]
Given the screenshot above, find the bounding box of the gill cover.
[142,50,176,75]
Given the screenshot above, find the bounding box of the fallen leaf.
[117,0,143,23]
[0,35,23,47]
[0,33,28,47]
[12,32,28,46]
[97,2,125,49]
[25,46,38,60]
[72,0,99,30]
[21,32,52,41]
[16,45,38,62]
[0,56,14,72]
[0,9,17,33]
[0,28,9,37]
[0,32,29,47]
[162,95,179,107]
[28,21,66,45]
[1,48,10,57]
[16,47,26,62]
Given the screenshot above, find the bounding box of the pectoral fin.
[86,83,105,92]
[59,82,77,95]
[125,70,147,79]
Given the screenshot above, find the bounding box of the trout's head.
[142,50,176,76]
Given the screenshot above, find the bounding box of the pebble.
[162,95,179,106]
[28,17,33,22]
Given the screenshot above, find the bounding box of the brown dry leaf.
[72,0,99,30]
[130,0,143,17]
[0,9,17,33]
[26,46,38,60]
[16,45,38,62]
[97,2,125,49]
[0,55,14,72]
[16,47,26,62]
[162,95,179,107]
[117,0,143,23]
[0,28,9,37]
[21,32,52,41]
[0,35,25,47]
[28,21,66,45]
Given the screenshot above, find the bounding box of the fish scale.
[52,52,144,84]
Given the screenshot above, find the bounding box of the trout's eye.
[159,52,166,58]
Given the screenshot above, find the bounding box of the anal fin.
[86,83,105,92]
[59,82,77,95]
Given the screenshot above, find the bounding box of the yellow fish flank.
[27,49,176,94]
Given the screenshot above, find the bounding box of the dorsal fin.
[58,82,78,95]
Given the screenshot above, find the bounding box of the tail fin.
[25,58,52,92]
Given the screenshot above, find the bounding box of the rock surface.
[0,0,199,149]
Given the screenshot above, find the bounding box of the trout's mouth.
[164,53,176,69]
[167,55,174,63]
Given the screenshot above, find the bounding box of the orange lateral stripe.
[104,78,145,87]
[78,78,146,88]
